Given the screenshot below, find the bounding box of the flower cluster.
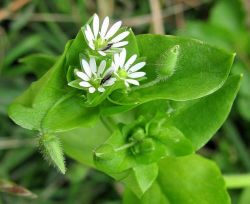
[76,14,146,94]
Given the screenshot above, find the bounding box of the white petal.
[110,31,130,43]
[126,79,140,86]
[79,81,91,87]
[100,16,109,38]
[125,81,129,87]
[128,62,146,73]
[88,42,95,50]
[86,25,95,40]
[114,53,120,69]
[89,58,97,73]
[89,87,96,93]
[98,51,106,56]
[76,71,90,81]
[112,41,128,48]
[124,54,137,70]
[84,29,94,43]
[98,87,105,92]
[119,48,126,68]
[103,67,115,76]
[111,62,117,71]
[104,77,116,86]
[93,14,99,38]
[128,72,146,78]
[81,59,92,77]
[97,60,106,75]
[105,21,122,39]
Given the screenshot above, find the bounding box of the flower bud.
[130,127,146,141]
[157,45,179,80]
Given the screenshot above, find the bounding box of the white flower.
[83,14,130,56]
[76,57,116,93]
[112,49,146,87]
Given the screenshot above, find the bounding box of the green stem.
[224,174,250,189]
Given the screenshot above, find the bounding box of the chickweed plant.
[9,14,242,203]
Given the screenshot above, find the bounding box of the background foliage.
[0,0,250,203]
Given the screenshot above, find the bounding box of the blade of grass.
[223,120,250,171]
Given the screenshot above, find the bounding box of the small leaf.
[123,154,230,204]
[170,75,241,149]
[122,163,158,198]
[110,34,235,105]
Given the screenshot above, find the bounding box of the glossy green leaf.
[170,75,241,149]
[41,92,98,132]
[60,120,110,167]
[123,155,230,204]
[66,31,87,67]
[157,155,230,204]
[8,41,99,132]
[109,34,235,105]
[8,44,71,131]
[121,163,158,198]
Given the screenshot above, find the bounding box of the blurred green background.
[1,0,250,203]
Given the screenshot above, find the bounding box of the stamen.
[100,71,113,85]
[101,43,113,51]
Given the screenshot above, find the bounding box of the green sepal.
[39,134,66,174]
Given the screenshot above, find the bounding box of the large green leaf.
[170,75,241,149]
[109,34,235,105]
[60,120,110,167]
[123,154,230,204]
[8,41,99,132]
[8,44,70,131]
